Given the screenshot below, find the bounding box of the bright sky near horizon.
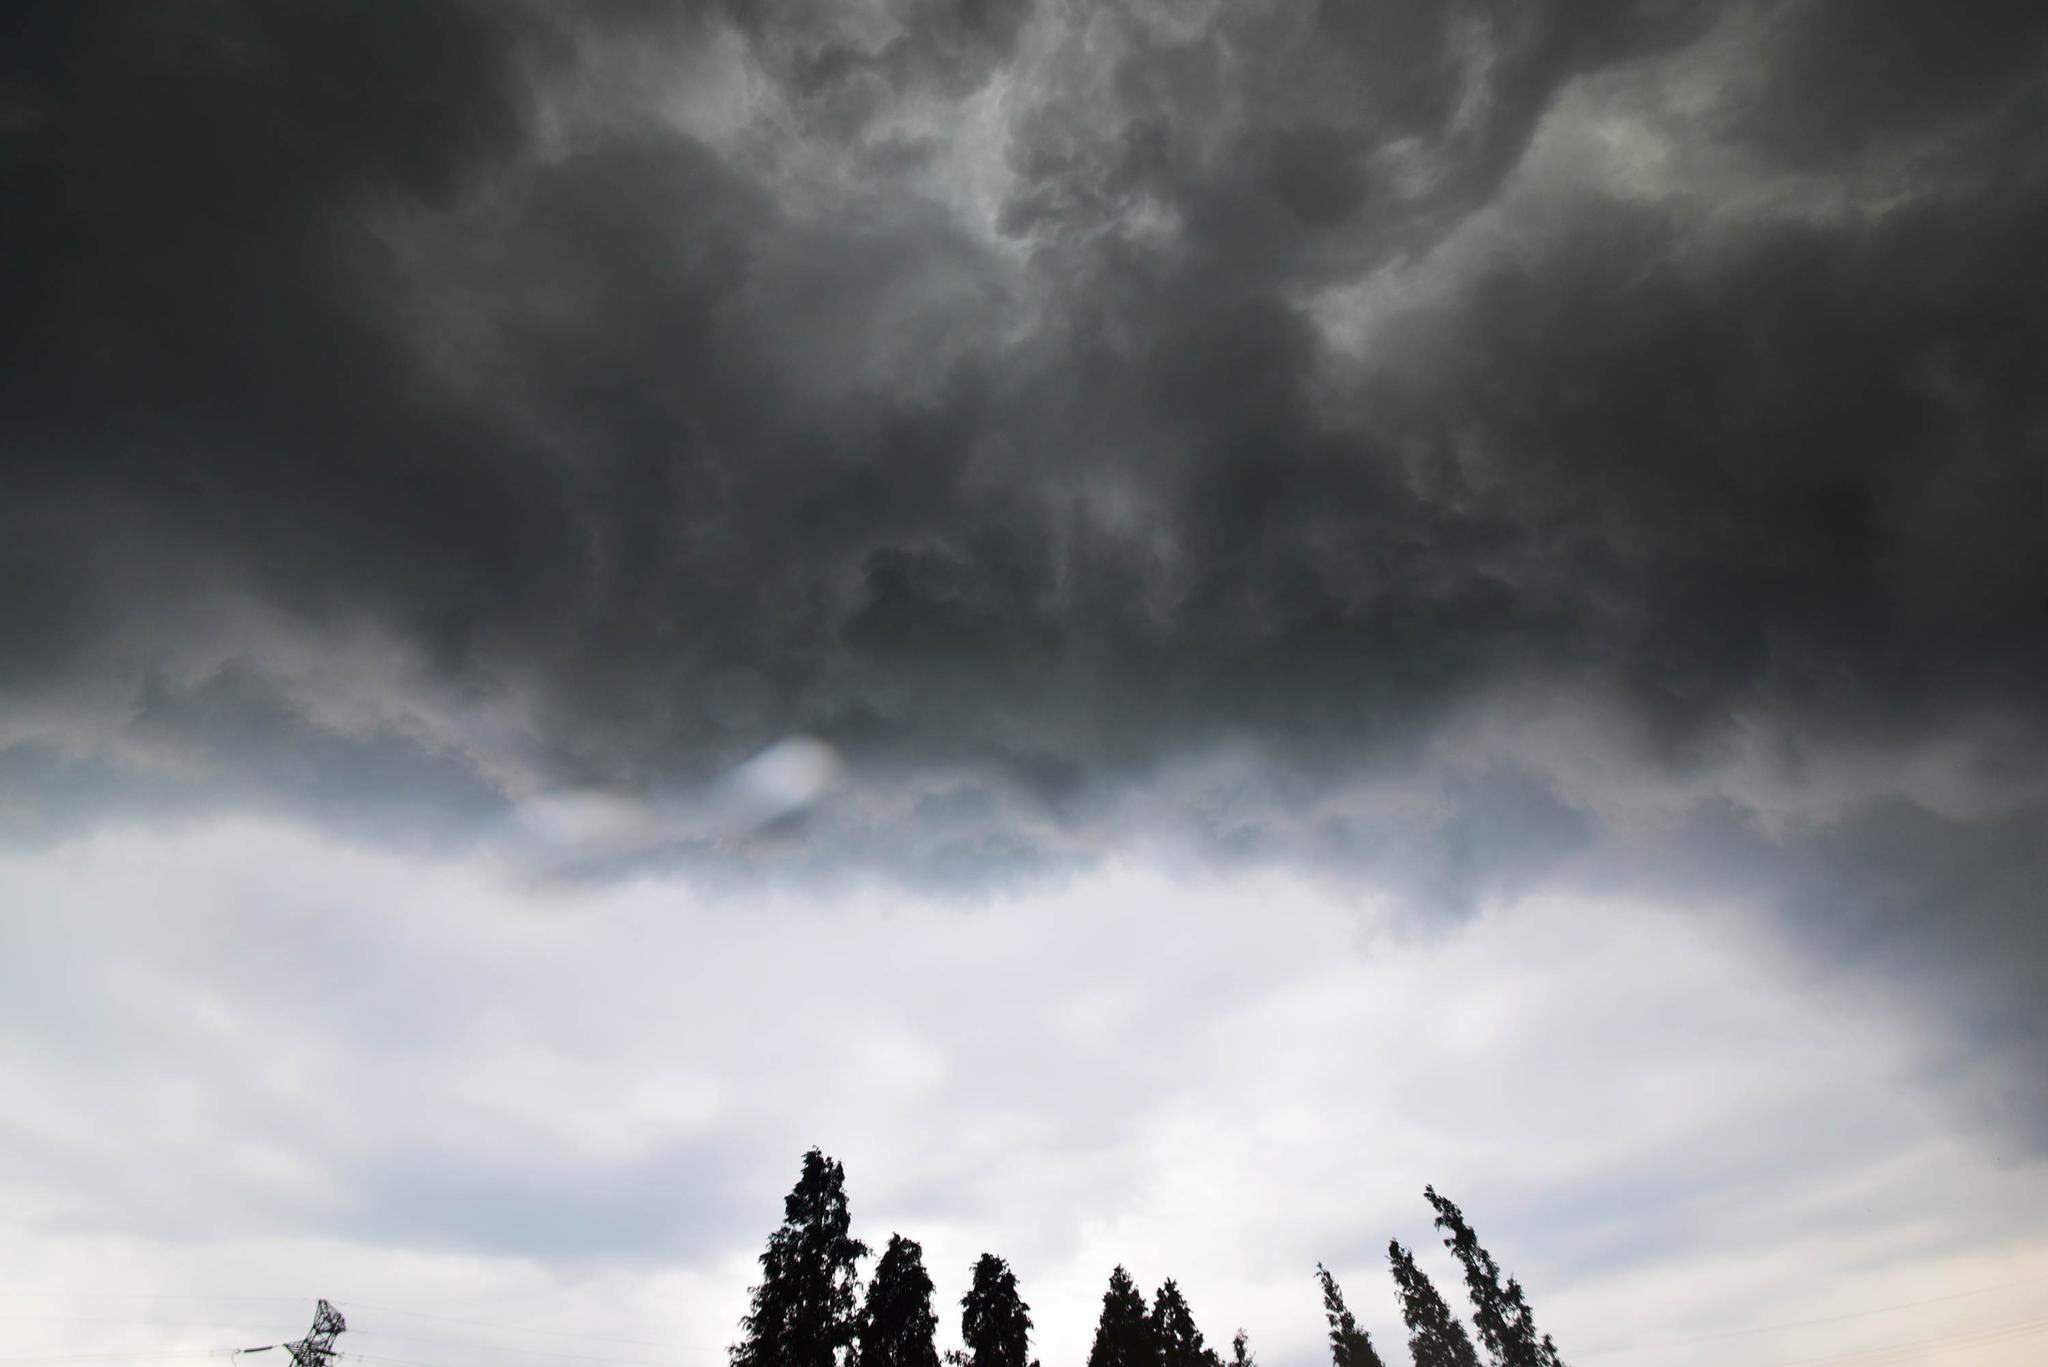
[4,824,2046,1367]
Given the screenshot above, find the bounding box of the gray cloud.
[4,0,2047,1141]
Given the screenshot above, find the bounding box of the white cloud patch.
[4,821,2046,1367]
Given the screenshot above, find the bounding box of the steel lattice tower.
[286,1300,346,1367]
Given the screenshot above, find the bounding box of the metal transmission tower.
[286,1300,346,1367]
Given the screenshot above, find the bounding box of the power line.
[0,1317,280,1330]
[0,1298,314,1306]
[1753,1311,2048,1367]
[1574,1278,2047,1356]
[0,1360,230,1367]
[332,1302,680,1350]
[3,1295,682,1352]
[18,1286,2046,1367]
[265,1298,677,1367]
[350,1331,668,1366]
[1673,1278,2039,1344]
[0,1294,686,1360]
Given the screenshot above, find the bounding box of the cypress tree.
[732,1149,871,1367]
[1313,1264,1385,1367]
[1423,1187,1561,1367]
[856,1235,941,1367]
[1387,1241,1480,1367]
[962,1253,1033,1367]
[1086,1266,1155,1367]
[1149,1280,1221,1367]
[1229,1331,1254,1367]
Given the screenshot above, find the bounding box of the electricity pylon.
[286,1300,346,1367]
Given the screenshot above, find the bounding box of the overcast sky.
[4,3,2047,1366]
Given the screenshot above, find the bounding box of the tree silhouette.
[1423,1188,1562,1367]
[1314,1264,1385,1367]
[856,1234,941,1367]
[962,1254,1033,1367]
[1086,1266,1155,1367]
[732,1149,871,1367]
[1150,1280,1221,1367]
[1387,1242,1480,1367]
[720,1150,1569,1367]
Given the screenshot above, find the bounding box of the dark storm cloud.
[4,3,2047,1120]
[0,664,506,849]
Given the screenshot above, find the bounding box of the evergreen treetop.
[962,1253,1033,1367]
[1424,1187,1560,1367]
[1150,1280,1222,1367]
[856,1234,941,1367]
[1313,1264,1385,1367]
[1086,1266,1155,1367]
[1387,1241,1481,1367]
[732,1149,871,1367]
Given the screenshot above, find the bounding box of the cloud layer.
[7,17,2048,1367]
[5,3,2046,1150]
[4,824,2047,1367]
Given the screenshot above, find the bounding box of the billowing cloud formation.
[3,5,2046,1121]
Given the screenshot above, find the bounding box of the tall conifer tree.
[1086,1266,1155,1367]
[1387,1241,1480,1367]
[732,1149,870,1367]
[856,1235,941,1367]
[1228,1331,1253,1367]
[1313,1265,1385,1367]
[1149,1280,1221,1367]
[962,1254,1033,1367]
[1423,1188,1562,1367]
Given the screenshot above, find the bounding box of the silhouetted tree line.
[731,1151,1566,1367]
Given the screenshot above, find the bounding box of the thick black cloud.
[4,3,2047,1125]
